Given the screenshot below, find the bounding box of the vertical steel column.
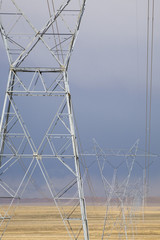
[64,71,89,240]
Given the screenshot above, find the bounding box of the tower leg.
[64,72,89,240]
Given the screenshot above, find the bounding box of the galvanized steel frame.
[0,0,89,239]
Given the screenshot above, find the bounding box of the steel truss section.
[0,0,89,239]
[94,139,142,240]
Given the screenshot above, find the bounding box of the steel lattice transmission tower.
[0,0,89,239]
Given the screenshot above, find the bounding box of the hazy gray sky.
[1,0,160,196]
[67,0,160,148]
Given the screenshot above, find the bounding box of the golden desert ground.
[1,205,160,239]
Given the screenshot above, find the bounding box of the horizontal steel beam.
[10,67,65,73]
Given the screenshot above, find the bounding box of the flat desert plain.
[1,205,160,239]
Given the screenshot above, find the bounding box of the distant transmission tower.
[0,0,89,239]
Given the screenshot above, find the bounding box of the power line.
[145,0,155,202]
[148,0,154,188]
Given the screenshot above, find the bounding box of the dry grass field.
[1,205,160,239]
